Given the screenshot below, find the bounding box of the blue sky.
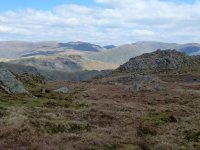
[0,0,200,44]
[0,0,96,12]
[0,0,196,12]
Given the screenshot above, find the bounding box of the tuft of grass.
[43,99,89,109]
[30,118,92,134]
[185,130,200,142]
[0,106,9,118]
[137,124,157,136]
[70,101,89,109]
[30,119,68,134]
[103,143,120,150]
[122,145,138,150]
[43,100,70,108]
[142,112,177,126]
[68,122,92,133]
[137,112,177,137]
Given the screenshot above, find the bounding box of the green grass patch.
[0,93,49,108]
[0,94,34,106]
[142,112,177,126]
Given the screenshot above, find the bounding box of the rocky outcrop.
[0,67,28,94]
[118,50,200,74]
[0,62,40,76]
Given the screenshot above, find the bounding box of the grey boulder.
[0,67,28,94]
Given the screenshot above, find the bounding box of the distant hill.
[0,41,104,58]
[88,41,200,65]
[8,54,118,73]
[103,45,116,49]
[87,44,151,65]
[21,42,104,57]
[177,43,200,55]
[0,62,112,81]
[133,41,178,51]
[133,41,200,55]
[179,46,200,55]
[21,50,65,57]
[58,42,102,52]
[0,41,58,58]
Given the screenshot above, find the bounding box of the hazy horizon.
[0,40,199,47]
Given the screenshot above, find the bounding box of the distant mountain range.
[1,41,200,74]
[0,41,200,58]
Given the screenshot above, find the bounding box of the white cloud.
[0,0,200,45]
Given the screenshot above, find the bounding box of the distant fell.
[103,45,116,49]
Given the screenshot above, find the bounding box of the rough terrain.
[0,50,199,150]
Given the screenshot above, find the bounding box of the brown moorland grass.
[0,73,199,149]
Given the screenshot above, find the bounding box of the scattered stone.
[53,87,69,94]
[132,82,144,91]
[41,88,46,94]
[153,82,162,91]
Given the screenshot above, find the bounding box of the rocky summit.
[118,49,200,73]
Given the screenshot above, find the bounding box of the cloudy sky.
[0,0,199,45]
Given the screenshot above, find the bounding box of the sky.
[0,0,200,45]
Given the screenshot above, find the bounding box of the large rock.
[0,67,28,94]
